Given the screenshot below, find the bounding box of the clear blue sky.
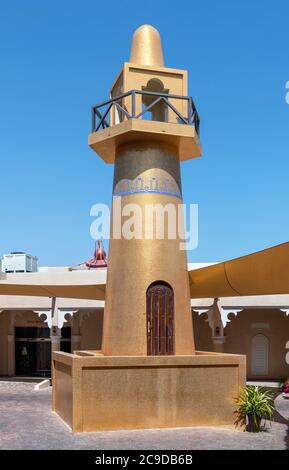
[0,0,288,266]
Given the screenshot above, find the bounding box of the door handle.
[147,321,151,334]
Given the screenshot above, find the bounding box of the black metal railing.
[91,90,200,136]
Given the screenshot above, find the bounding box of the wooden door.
[36,341,51,376]
[147,283,174,355]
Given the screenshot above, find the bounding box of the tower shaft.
[102,142,194,356]
[88,24,201,358]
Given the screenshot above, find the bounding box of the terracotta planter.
[246,414,262,432]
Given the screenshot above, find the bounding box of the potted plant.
[236,385,274,432]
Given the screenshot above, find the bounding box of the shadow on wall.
[192,310,213,352]
[80,310,104,351]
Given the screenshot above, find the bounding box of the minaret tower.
[89,25,201,356]
[53,24,245,433]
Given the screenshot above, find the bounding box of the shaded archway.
[142,78,169,122]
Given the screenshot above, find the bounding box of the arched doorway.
[142,78,169,122]
[251,334,269,376]
[146,282,174,355]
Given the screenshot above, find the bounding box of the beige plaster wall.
[79,310,103,351]
[224,309,289,380]
[192,311,213,352]
[193,308,289,380]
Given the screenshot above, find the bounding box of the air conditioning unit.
[1,252,38,273]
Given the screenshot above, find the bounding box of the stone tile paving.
[0,382,288,450]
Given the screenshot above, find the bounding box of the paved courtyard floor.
[0,382,288,450]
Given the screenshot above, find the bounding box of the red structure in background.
[70,240,107,270]
[86,240,107,269]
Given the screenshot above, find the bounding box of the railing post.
[187,98,192,125]
[91,107,95,132]
[196,114,200,137]
[131,90,136,118]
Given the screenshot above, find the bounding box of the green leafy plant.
[235,385,274,432]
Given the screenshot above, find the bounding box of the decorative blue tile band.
[113,176,182,199]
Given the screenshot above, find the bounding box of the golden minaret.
[89,24,201,356]
[52,24,245,433]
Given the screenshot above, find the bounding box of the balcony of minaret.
[88,24,201,163]
[88,85,201,163]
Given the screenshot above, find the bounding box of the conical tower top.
[129,24,164,67]
[89,24,201,162]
